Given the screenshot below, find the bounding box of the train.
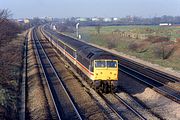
[41,25,119,92]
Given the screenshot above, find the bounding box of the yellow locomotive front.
[93,60,118,80]
[92,59,118,92]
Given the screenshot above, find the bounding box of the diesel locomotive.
[41,26,118,92]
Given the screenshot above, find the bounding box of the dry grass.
[0,32,26,119]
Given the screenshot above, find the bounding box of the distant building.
[113,17,119,21]
[76,18,88,22]
[91,17,100,21]
[159,23,172,26]
[103,18,112,22]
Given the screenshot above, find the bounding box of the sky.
[0,0,180,18]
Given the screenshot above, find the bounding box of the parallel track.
[119,63,180,103]
[120,58,180,83]
[112,93,146,120]
[98,93,124,120]
[32,28,82,120]
[98,93,146,120]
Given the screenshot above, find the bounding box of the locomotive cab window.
[95,60,106,67]
[107,61,117,68]
[94,60,118,68]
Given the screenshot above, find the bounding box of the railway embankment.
[0,31,27,119]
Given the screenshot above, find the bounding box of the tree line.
[65,15,180,26]
[0,9,23,46]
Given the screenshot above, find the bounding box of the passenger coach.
[42,26,118,92]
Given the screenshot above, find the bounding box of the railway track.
[120,58,180,83]
[119,63,180,103]
[98,93,146,120]
[32,28,82,120]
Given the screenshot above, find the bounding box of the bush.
[107,41,116,49]
[128,42,139,51]
[153,42,176,59]
[146,36,170,43]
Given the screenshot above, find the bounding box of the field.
[64,25,180,70]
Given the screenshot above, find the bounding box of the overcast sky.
[1,0,180,18]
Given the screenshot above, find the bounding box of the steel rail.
[119,63,180,102]
[119,63,177,88]
[33,28,82,120]
[36,28,82,120]
[113,93,146,120]
[98,93,125,120]
[32,28,62,120]
[121,58,180,83]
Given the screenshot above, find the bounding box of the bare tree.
[0,9,11,24]
[0,9,22,46]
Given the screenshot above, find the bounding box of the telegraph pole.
[76,23,79,38]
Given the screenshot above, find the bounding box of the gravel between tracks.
[118,71,180,120]
[26,30,50,119]
[115,92,159,120]
[104,94,142,120]
[38,33,109,120]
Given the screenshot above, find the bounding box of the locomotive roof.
[77,45,117,60]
